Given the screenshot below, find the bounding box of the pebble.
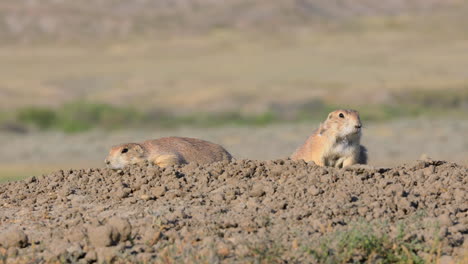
[0,229,28,248]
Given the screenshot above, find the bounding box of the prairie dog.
[105,137,233,169]
[291,109,367,168]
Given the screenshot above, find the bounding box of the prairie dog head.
[105,143,147,169]
[319,109,362,140]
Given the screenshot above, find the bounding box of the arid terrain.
[0,1,467,112]
[0,1,467,262]
[0,159,466,263]
[1,117,466,262]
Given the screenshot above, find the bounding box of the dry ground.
[0,2,467,263]
[0,159,466,263]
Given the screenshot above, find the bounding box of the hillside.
[0,0,461,42]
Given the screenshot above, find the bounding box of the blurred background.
[0,0,467,181]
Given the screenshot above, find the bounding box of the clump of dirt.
[0,159,466,263]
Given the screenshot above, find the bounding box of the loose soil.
[0,159,466,263]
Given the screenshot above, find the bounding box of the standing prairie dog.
[291,109,367,168]
[105,137,233,169]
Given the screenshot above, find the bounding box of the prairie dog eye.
[339,113,345,118]
[121,148,129,154]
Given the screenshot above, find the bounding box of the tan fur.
[105,137,233,169]
[291,109,367,168]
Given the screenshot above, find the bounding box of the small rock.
[423,165,435,176]
[115,188,130,199]
[217,243,230,257]
[250,184,265,197]
[66,243,83,257]
[235,244,250,257]
[67,227,86,243]
[448,224,466,234]
[308,186,321,196]
[358,207,369,215]
[152,186,167,197]
[292,239,299,250]
[108,217,132,242]
[438,214,453,226]
[84,250,97,262]
[96,247,118,263]
[49,239,70,256]
[140,194,151,201]
[453,188,465,203]
[26,176,37,183]
[270,165,283,176]
[142,230,162,246]
[438,226,448,238]
[440,192,452,201]
[211,193,225,203]
[87,225,118,247]
[0,228,28,248]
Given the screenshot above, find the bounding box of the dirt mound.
[0,159,466,263]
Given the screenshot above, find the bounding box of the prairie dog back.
[143,137,232,164]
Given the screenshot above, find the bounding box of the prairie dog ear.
[132,144,145,155]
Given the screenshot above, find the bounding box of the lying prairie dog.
[291,109,367,168]
[105,137,233,169]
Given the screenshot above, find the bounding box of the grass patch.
[5,88,468,133]
[16,101,144,133]
[9,101,285,133]
[395,88,468,109]
[148,110,279,129]
[307,222,439,264]
[17,107,58,130]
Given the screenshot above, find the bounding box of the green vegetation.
[17,107,57,130]
[16,101,144,133]
[395,89,468,110]
[5,88,467,133]
[307,222,439,264]
[10,102,281,133]
[150,110,279,129]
